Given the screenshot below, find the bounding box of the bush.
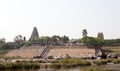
[107,59,113,63]
[0,62,40,69]
[49,63,61,69]
[112,59,120,64]
[93,59,107,65]
[59,58,91,67]
[84,67,113,71]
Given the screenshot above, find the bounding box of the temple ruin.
[97,32,104,40]
[29,27,39,41]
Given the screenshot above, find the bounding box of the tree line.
[80,29,120,47]
[0,29,120,50]
[0,35,69,50]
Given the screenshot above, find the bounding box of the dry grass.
[102,46,120,54]
[5,46,95,58]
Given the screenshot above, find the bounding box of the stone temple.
[6,27,100,59]
[97,32,104,40]
[29,27,39,41]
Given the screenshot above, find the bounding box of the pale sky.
[0,0,120,42]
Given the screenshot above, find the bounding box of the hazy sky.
[0,0,120,42]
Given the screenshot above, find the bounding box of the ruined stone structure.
[6,27,105,59]
[29,27,39,41]
[97,32,104,40]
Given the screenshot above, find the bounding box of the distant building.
[67,39,84,46]
[29,27,39,41]
[97,32,104,40]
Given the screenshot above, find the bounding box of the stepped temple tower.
[29,27,39,41]
[97,32,104,40]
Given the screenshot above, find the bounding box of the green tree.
[51,35,60,45]
[82,29,88,38]
[14,35,24,48]
[61,35,69,43]
[0,42,21,50]
[88,37,103,47]
[30,36,51,45]
[104,39,120,46]
[14,35,23,43]
[0,38,5,43]
[40,36,50,45]
[81,37,103,47]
